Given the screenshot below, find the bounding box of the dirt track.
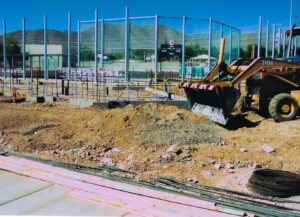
[0,98,299,193]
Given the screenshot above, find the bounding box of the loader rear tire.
[269,93,299,122]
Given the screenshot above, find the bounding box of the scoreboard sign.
[161,40,182,59]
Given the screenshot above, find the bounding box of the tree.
[80,48,94,61]
[185,44,208,58]
[0,39,22,67]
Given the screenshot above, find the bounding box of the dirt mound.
[87,103,222,146]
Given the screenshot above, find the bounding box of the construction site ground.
[0,96,300,195]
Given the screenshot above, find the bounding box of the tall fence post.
[100,18,104,68]
[220,22,223,39]
[2,19,6,79]
[77,20,80,67]
[278,28,281,55]
[124,7,129,86]
[272,24,276,59]
[94,10,98,82]
[229,28,232,63]
[238,29,241,58]
[283,33,286,58]
[265,20,269,57]
[44,14,48,79]
[22,18,26,79]
[294,38,297,56]
[154,15,158,83]
[257,16,262,58]
[208,18,212,70]
[67,12,71,80]
[181,16,186,81]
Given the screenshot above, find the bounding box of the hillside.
[0,24,258,57]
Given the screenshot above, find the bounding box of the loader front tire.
[269,94,299,122]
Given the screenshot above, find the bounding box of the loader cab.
[283,26,300,62]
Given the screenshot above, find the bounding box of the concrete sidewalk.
[0,170,129,216]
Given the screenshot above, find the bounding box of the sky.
[0,0,299,31]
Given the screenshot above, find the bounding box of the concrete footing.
[44,96,57,103]
[69,98,94,108]
[26,95,45,103]
[3,92,12,97]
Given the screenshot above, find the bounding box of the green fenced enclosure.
[239,19,300,59]
[78,15,241,81]
[0,10,242,82]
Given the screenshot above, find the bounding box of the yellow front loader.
[180,38,300,125]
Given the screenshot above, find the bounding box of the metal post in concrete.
[44,15,48,79]
[272,24,276,59]
[154,15,158,83]
[124,7,129,84]
[181,16,186,81]
[94,10,98,81]
[265,20,269,57]
[2,19,6,79]
[208,18,212,70]
[67,12,71,80]
[278,28,281,55]
[22,18,26,79]
[283,34,286,58]
[77,20,81,67]
[257,16,262,58]
[229,28,232,63]
[100,18,104,68]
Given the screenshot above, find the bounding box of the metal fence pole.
[77,20,80,67]
[208,18,212,70]
[283,34,286,58]
[154,15,158,83]
[94,10,98,81]
[238,30,241,58]
[229,28,232,63]
[124,7,129,85]
[257,16,262,58]
[2,20,6,79]
[67,12,71,80]
[265,20,269,57]
[22,18,26,79]
[220,22,223,39]
[272,24,276,59]
[181,16,186,81]
[278,28,281,55]
[100,18,104,68]
[294,38,297,56]
[44,14,48,79]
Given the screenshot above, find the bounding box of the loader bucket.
[181,82,241,125]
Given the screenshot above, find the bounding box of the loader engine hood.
[180,82,241,125]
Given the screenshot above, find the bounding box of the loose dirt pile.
[0,99,300,194]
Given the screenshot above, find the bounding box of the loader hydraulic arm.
[230,58,300,86]
[204,38,226,83]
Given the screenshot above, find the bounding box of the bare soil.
[0,97,299,194]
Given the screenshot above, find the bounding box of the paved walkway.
[0,170,129,216]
